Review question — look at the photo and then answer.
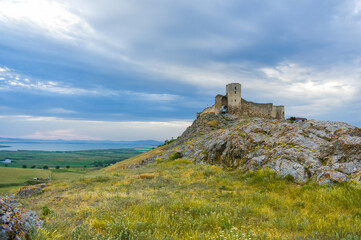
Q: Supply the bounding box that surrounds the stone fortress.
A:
[199,83,285,120]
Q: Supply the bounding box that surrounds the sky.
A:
[0,0,361,141]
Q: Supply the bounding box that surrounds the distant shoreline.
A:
[0,142,159,151]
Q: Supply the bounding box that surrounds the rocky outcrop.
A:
[0,195,42,240]
[159,113,361,184]
[16,184,46,198]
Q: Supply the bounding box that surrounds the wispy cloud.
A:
[124,90,179,102]
[0,65,118,96]
[0,114,192,141]
[48,108,76,114]
[21,129,101,140]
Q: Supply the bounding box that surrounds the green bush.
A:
[168,152,181,160]
[155,157,163,164]
[42,206,52,216]
[55,166,60,169]
[22,165,27,168]
[43,166,48,169]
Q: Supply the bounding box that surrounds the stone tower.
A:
[226,83,241,113]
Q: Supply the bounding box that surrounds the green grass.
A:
[0,167,91,194]
[0,148,142,169]
[19,158,361,239]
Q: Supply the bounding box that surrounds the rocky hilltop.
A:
[137,113,361,184]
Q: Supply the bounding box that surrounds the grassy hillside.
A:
[20,155,361,239]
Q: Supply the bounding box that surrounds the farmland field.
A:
[0,148,144,194]
[0,167,92,194]
[0,148,143,169]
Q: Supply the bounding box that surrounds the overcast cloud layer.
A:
[0,0,361,140]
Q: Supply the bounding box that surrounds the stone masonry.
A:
[199,83,285,119]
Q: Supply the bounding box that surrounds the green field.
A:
[0,148,143,168]
[0,167,91,194]
[0,148,143,194]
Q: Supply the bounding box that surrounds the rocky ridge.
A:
[137,113,361,184]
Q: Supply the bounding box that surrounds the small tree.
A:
[289,116,296,122]
[31,165,36,168]
[22,165,27,168]
[66,165,70,169]
[55,166,60,169]
[4,164,8,167]
[43,166,49,169]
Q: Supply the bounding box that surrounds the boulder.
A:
[0,195,42,240]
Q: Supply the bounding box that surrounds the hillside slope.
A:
[129,113,361,184]
[14,114,361,239]
[22,160,361,239]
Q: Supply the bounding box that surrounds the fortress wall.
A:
[199,83,285,120]
[241,98,273,118]
[271,105,285,120]
[215,95,224,110]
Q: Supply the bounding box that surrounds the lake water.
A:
[0,143,153,151]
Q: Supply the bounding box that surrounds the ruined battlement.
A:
[199,83,285,120]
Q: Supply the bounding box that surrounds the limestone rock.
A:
[0,195,42,240]
[16,184,46,198]
[158,113,361,184]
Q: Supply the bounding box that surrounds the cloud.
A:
[1,0,361,140]
[0,0,93,40]
[48,108,76,114]
[0,65,118,96]
[124,90,179,102]
[0,114,192,141]
[21,129,101,140]
[257,61,361,117]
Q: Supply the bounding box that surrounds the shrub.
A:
[30,165,36,168]
[42,206,52,216]
[155,157,163,164]
[168,151,181,160]
[158,137,178,147]
[284,174,295,182]
[43,166,48,169]
[22,165,27,168]
[66,165,70,169]
[55,166,60,169]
